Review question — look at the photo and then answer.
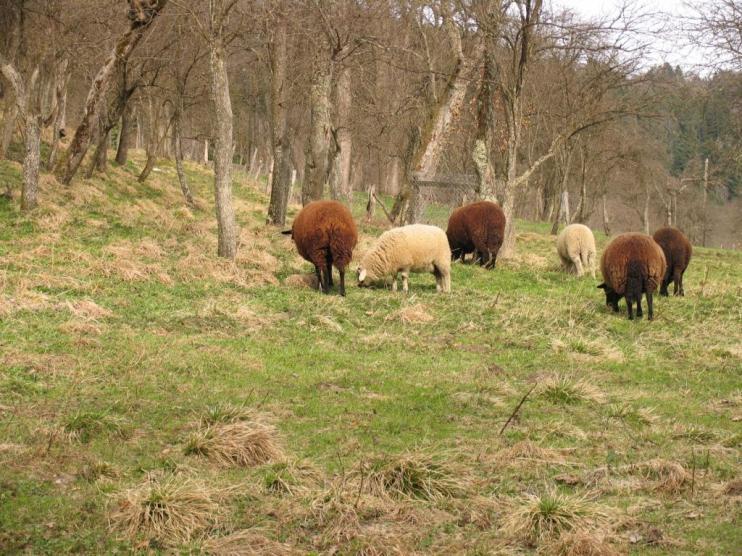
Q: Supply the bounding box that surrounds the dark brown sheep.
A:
[282,200,358,296]
[446,201,506,269]
[652,226,692,297]
[597,233,667,321]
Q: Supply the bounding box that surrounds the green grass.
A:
[0,152,740,554]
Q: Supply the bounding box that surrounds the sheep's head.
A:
[357,266,370,287]
[597,283,620,312]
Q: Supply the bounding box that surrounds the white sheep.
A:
[556,223,596,278]
[357,224,451,293]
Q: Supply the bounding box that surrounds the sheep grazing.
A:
[652,226,692,296]
[357,224,451,293]
[446,201,506,268]
[597,233,666,320]
[282,200,358,296]
[556,223,597,278]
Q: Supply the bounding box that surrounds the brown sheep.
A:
[282,200,358,296]
[446,201,506,269]
[597,233,667,321]
[652,226,692,297]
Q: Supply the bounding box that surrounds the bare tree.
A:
[55,0,169,185]
[266,5,292,225]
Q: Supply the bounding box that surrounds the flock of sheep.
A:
[283,199,692,321]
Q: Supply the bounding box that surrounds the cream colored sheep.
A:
[357,224,451,293]
[556,223,596,278]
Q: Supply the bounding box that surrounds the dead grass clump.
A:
[262,460,320,496]
[110,474,220,547]
[722,479,742,496]
[98,240,172,284]
[361,451,470,500]
[631,459,689,494]
[202,529,298,555]
[0,290,53,317]
[64,411,129,443]
[184,419,284,468]
[389,303,435,325]
[589,459,689,494]
[64,299,112,320]
[540,529,622,556]
[284,273,318,290]
[538,374,606,405]
[497,440,567,465]
[501,489,608,548]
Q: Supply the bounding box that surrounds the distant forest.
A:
[1,1,740,252]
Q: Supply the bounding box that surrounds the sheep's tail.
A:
[626,260,644,298]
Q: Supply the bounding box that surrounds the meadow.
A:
[0,154,740,554]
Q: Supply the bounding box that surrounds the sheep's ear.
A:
[597,283,606,289]
[281,229,292,236]
[358,268,367,282]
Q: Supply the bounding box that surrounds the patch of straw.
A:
[184,419,284,468]
[110,474,221,547]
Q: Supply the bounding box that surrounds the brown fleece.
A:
[600,233,666,296]
[653,227,692,295]
[289,200,358,275]
[446,201,506,267]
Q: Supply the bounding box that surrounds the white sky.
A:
[551,0,709,72]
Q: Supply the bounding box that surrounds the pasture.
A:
[0,156,740,554]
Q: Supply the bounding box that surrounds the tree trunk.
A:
[54,1,168,184]
[391,38,484,223]
[0,96,18,161]
[115,102,133,165]
[302,53,333,205]
[173,105,194,208]
[47,80,67,170]
[21,116,40,211]
[331,64,352,204]
[265,19,291,226]
[702,157,709,246]
[602,193,610,236]
[209,33,237,259]
[643,182,650,235]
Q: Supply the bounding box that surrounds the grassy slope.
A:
[0,154,740,554]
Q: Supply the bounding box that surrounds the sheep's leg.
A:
[673,269,682,296]
[483,250,494,269]
[679,272,685,296]
[571,254,584,277]
[326,260,334,288]
[391,273,398,291]
[647,292,654,320]
[626,295,634,320]
[660,269,670,296]
[442,268,451,293]
[339,268,346,297]
[636,293,643,318]
[314,266,323,292]
[401,270,410,293]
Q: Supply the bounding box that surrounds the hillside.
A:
[0,155,740,554]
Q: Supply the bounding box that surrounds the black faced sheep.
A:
[556,223,597,278]
[282,200,358,296]
[652,226,692,296]
[357,224,451,293]
[598,233,666,320]
[446,201,506,268]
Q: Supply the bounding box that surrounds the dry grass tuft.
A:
[110,474,221,547]
[497,440,568,465]
[501,489,609,547]
[589,459,689,494]
[540,529,622,556]
[202,529,298,555]
[538,374,607,405]
[722,478,742,496]
[262,460,320,496]
[64,299,112,320]
[284,273,318,290]
[184,419,284,468]
[390,303,435,325]
[361,450,470,500]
